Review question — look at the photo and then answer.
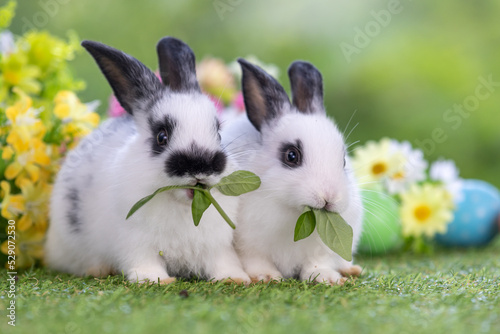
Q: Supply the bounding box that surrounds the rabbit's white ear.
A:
[82,40,163,115]
[157,37,200,93]
[238,58,290,132]
[288,61,325,115]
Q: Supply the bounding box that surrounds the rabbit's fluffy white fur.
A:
[222,60,363,285]
[45,38,249,284]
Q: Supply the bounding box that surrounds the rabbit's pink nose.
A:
[320,191,344,211]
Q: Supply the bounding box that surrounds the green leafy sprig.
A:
[126,170,261,229]
[294,207,354,261]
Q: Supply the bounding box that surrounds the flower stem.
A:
[202,190,236,229]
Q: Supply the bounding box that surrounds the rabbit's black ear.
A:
[156,37,200,93]
[82,40,163,115]
[288,61,325,115]
[238,58,290,132]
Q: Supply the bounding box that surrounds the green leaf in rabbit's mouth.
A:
[293,207,353,262]
[126,170,261,229]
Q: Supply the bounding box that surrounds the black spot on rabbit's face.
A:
[165,143,226,178]
[279,140,303,168]
[148,115,177,155]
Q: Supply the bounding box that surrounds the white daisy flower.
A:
[384,140,428,195]
[0,30,15,56]
[430,159,463,203]
[351,138,402,188]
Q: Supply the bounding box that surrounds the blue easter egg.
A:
[435,179,500,247]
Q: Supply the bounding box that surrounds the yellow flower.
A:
[15,179,51,232]
[54,90,99,141]
[4,137,50,185]
[5,88,46,152]
[2,146,14,160]
[1,227,45,269]
[0,180,25,220]
[352,138,404,186]
[0,48,42,99]
[23,31,79,75]
[400,184,454,238]
[38,144,61,182]
[0,7,94,270]
[197,58,237,104]
[0,0,16,29]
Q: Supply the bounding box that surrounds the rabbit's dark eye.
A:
[157,129,168,146]
[344,156,346,168]
[283,146,301,167]
[280,141,303,168]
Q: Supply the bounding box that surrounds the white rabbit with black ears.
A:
[222,59,363,285]
[45,37,250,284]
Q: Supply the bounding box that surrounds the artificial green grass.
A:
[1,238,499,334]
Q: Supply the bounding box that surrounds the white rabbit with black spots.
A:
[222,59,363,285]
[45,37,250,284]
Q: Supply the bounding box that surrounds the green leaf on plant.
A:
[191,189,212,226]
[313,209,353,262]
[294,209,316,241]
[214,170,261,196]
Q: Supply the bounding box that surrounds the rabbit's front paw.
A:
[85,265,113,278]
[302,268,346,286]
[339,265,362,278]
[249,270,283,284]
[212,270,251,285]
[138,277,177,286]
[158,277,176,285]
[126,267,174,285]
[239,254,282,283]
[211,249,253,285]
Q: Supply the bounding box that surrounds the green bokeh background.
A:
[10,0,500,188]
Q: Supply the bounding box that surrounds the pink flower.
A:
[108,95,126,118]
[232,92,245,111]
[207,94,224,115]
